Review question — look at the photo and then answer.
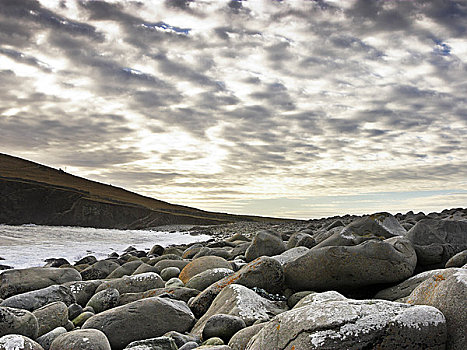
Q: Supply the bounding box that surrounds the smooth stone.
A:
[72,311,95,327]
[160,267,181,281]
[165,277,184,288]
[43,258,70,268]
[1,285,75,311]
[86,288,120,313]
[106,261,142,279]
[271,247,309,266]
[191,285,288,337]
[179,341,199,350]
[80,260,120,280]
[32,302,68,337]
[192,247,231,260]
[163,331,200,348]
[202,314,246,343]
[149,244,164,256]
[284,236,417,292]
[186,268,234,291]
[245,230,286,262]
[287,291,314,308]
[36,327,67,350]
[228,324,265,350]
[75,256,98,266]
[246,295,447,350]
[0,335,44,350]
[119,287,199,305]
[123,336,177,350]
[0,267,81,299]
[406,268,467,350]
[286,232,315,249]
[182,244,204,259]
[189,257,284,319]
[67,303,83,320]
[131,263,159,276]
[82,297,195,350]
[95,272,165,294]
[179,256,232,284]
[203,337,224,346]
[154,260,190,274]
[445,249,467,268]
[64,280,103,307]
[50,329,111,350]
[0,306,38,339]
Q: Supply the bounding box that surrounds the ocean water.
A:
[0,224,211,269]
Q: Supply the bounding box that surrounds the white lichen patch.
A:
[129,272,159,282]
[231,284,280,321]
[393,305,446,330]
[454,269,467,286]
[0,334,26,350]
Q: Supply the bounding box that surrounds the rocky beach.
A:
[1,208,466,350]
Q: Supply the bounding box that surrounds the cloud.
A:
[0,0,465,218]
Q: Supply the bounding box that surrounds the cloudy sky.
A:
[0,0,466,219]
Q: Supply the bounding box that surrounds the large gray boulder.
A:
[106,261,143,279]
[123,336,178,350]
[407,219,467,269]
[286,232,315,249]
[271,247,309,266]
[49,329,111,350]
[406,268,466,350]
[32,301,69,337]
[284,236,417,291]
[82,297,195,350]
[0,267,81,299]
[86,288,120,313]
[119,287,199,305]
[314,212,407,249]
[179,257,232,284]
[245,230,286,262]
[191,285,288,337]
[246,295,447,350]
[445,249,467,268]
[185,268,234,291]
[0,335,44,350]
[228,324,265,350]
[63,280,103,307]
[1,285,75,311]
[94,272,165,294]
[189,257,284,318]
[0,306,38,339]
[81,260,120,280]
[36,327,67,350]
[202,314,246,343]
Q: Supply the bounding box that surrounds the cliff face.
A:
[0,153,289,228]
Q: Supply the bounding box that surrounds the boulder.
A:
[0,335,44,350]
[75,255,98,266]
[182,244,204,259]
[286,232,315,249]
[445,249,467,268]
[191,285,288,337]
[32,302,68,337]
[165,278,184,288]
[160,267,181,281]
[406,268,467,350]
[49,329,111,350]
[63,280,103,306]
[189,257,284,318]
[0,306,38,339]
[406,219,467,269]
[132,263,159,276]
[193,247,231,260]
[245,230,286,262]
[119,287,199,305]
[179,257,232,284]
[186,268,234,291]
[163,331,200,348]
[106,261,142,279]
[82,297,195,350]
[0,267,81,299]
[80,260,120,280]
[94,272,165,294]
[67,303,83,320]
[202,314,246,343]
[271,247,309,266]
[246,295,446,350]
[1,285,75,311]
[123,336,178,350]
[228,323,265,350]
[284,236,417,292]
[86,288,120,313]
[72,311,95,327]
[149,244,164,256]
[36,327,67,350]
[155,260,190,274]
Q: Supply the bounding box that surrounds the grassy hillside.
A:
[0,153,291,227]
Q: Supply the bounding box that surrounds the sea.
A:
[0,224,211,269]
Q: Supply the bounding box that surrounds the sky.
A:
[0,0,466,219]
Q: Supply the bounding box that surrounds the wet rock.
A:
[81,260,120,280]
[67,303,83,320]
[0,267,81,299]
[406,268,467,350]
[86,288,120,313]
[246,295,446,350]
[182,244,204,259]
[1,285,75,311]
[179,256,232,284]
[0,306,38,339]
[72,311,94,327]
[43,258,70,268]
[75,256,98,266]
[95,272,165,294]
[82,297,195,350]
[50,329,111,350]
[284,236,417,292]
[191,285,287,337]
[245,230,286,262]
[202,314,246,343]
[189,257,284,318]
[0,335,44,350]
[32,302,68,337]
[36,327,67,350]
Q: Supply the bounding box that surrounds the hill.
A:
[0,153,292,228]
